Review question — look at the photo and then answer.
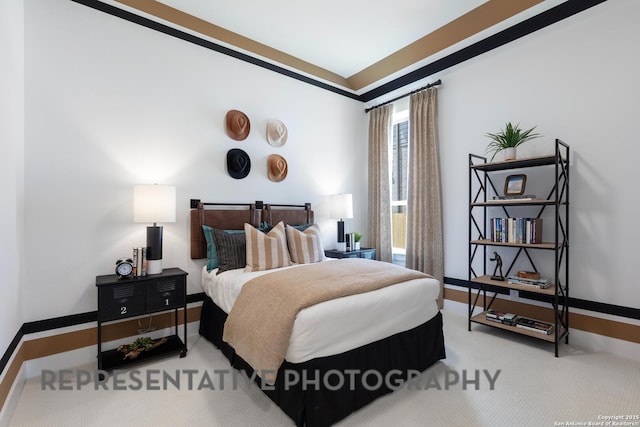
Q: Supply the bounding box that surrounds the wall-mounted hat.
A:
[227,148,251,179]
[267,154,288,182]
[226,110,250,141]
[267,119,288,147]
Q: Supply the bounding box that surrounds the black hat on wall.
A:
[226,148,251,179]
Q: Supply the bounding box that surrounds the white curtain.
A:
[406,88,444,308]
[367,105,393,262]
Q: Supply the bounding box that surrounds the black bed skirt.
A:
[199,297,446,427]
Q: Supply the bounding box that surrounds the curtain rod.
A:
[364,79,442,113]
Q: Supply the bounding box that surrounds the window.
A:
[391,112,408,256]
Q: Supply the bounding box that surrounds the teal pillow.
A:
[260,222,313,232]
[202,225,244,272]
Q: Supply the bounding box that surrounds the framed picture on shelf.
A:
[504,174,527,196]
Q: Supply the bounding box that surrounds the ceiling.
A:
[96,0,576,98]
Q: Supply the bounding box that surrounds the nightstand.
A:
[324,248,376,260]
[95,267,188,374]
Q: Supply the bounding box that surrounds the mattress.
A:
[201,261,440,364]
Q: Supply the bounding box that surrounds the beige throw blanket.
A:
[222,258,431,383]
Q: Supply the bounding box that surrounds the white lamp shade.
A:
[133,184,176,223]
[329,193,353,219]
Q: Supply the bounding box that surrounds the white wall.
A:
[23,0,368,321]
[434,0,640,308]
[0,0,25,351]
[20,0,639,328]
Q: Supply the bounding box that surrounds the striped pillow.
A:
[244,221,292,272]
[286,223,324,264]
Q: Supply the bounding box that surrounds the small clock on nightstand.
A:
[115,258,134,279]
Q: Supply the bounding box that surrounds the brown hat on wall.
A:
[226,110,250,141]
[267,154,288,182]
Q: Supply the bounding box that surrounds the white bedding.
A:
[201,261,440,364]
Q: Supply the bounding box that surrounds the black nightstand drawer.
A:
[98,283,146,321]
[147,277,186,311]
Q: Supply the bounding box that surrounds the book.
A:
[132,247,138,276]
[489,217,543,244]
[492,195,537,201]
[516,317,553,335]
[507,276,551,289]
[486,309,518,325]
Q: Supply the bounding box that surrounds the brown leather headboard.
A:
[262,203,314,227]
[190,202,260,259]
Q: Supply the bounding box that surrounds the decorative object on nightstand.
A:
[485,122,541,161]
[96,267,188,376]
[329,193,353,251]
[115,257,134,279]
[133,184,176,275]
[353,232,362,250]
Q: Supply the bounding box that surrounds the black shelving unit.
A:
[468,139,570,356]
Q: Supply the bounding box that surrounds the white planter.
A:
[354,242,361,250]
[503,147,517,161]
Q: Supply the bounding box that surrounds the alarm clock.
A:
[115,258,134,279]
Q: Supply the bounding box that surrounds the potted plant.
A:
[485,122,541,162]
[353,232,362,250]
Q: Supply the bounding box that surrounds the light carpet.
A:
[10,309,640,426]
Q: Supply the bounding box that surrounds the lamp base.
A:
[337,242,346,251]
[147,259,163,275]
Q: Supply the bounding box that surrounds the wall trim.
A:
[445,277,640,321]
[0,294,204,412]
[1,287,638,412]
[70,0,361,101]
[70,0,607,103]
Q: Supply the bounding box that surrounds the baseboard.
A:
[444,286,640,358]
[0,348,26,427]
[0,303,202,415]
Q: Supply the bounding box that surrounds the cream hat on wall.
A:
[267,119,288,147]
[267,154,288,182]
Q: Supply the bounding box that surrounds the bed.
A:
[191,201,445,426]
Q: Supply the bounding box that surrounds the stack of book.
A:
[132,247,147,277]
[507,275,551,289]
[489,217,543,244]
[485,309,518,326]
[516,317,553,335]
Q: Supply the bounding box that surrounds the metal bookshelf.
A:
[468,139,570,356]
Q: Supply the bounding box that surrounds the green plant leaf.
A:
[485,122,541,161]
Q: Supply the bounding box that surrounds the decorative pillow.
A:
[202,225,218,272]
[286,223,324,264]
[212,228,247,274]
[202,226,245,272]
[259,222,312,233]
[244,221,292,272]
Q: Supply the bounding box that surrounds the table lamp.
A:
[329,193,353,251]
[133,184,176,275]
